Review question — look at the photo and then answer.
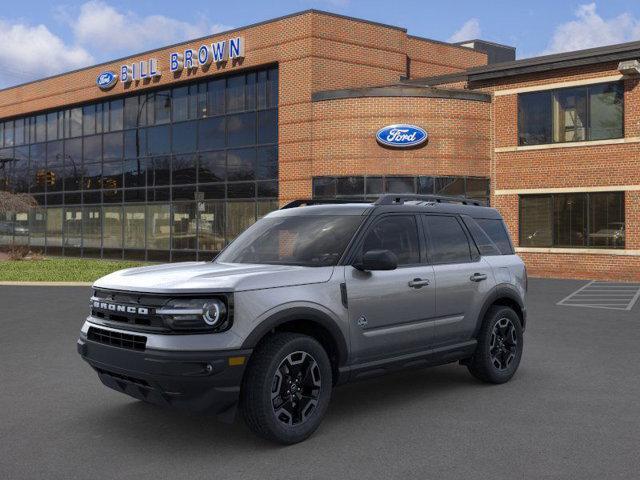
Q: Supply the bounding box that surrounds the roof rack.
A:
[374,194,483,206]
[280,199,372,209]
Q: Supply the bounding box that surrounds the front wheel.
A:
[467,306,523,384]
[240,333,332,444]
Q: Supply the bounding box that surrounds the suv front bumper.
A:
[77,333,251,419]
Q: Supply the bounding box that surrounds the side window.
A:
[462,215,501,256]
[361,215,420,266]
[424,215,472,264]
[475,218,514,255]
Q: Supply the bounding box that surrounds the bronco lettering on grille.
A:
[92,301,149,315]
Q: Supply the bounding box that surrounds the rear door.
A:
[346,214,436,363]
[422,214,495,347]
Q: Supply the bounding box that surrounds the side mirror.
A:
[355,249,398,271]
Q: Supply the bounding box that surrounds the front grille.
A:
[91,290,168,331]
[88,326,147,351]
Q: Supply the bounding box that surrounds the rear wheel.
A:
[467,306,523,384]
[240,333,332,444]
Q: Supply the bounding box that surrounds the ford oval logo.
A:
[96,71,118,90]
[376,124,428,148]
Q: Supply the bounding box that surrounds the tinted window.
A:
[217,215,363,266]
[462,216,501,256]
[475,218,513,255]
[361,215,420,266]
[424,215,471,264]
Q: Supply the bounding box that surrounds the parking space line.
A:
[557,280,640,311]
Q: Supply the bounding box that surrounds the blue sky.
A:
[2,1,640,88]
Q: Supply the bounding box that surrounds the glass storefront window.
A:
[519,82,623,145]
[29,208,46,248]
[0,66,278,259]
[227,201,256,241]
[172,203,197,250]
[46,208,63,247]
[103,206,123,249]
[124,205,145,249]
[83,206,101,249]
[147,204,170,251]
[519,192,624,248]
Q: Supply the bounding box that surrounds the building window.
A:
[518,82,623,145]
[519,192,625,248]
[312,175,490,205]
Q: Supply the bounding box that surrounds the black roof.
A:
[276,196,502,219]
[466,39,640,81]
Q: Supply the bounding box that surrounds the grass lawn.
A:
[0,258,150,282]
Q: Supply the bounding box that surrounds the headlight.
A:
[157,298,229,332]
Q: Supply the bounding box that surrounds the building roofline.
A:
[406,34,481,53]
[453,39,516,51]
[0,9,408,94]
[467,40,640,81]
[401,71,469,86]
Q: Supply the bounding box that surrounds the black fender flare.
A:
[475,284,526,336]
[241,306,349,367]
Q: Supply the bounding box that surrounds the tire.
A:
[467,306,523,384]
[240,332,333,444]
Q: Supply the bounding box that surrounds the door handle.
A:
[470,273,488,282]
[408,278,430,289]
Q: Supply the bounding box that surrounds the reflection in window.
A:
[227,112,256,147]
[198,116,225,150]
[124,205,145,249]
[519,193,624,248]
[228,148,255,181]
[173,203,196,250]
[172,121,197,153]
[147,204,170,250]
[83,206,101,249]
[227,201,256,241]
[518,82,623,145]
[29,208,46,247]
[198,201,225,252]
[103,206,122,248]
[46,208,63,247]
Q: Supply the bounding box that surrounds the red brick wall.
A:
[406,37,487,79]
[308,95,490,182]
[481,64,640,281]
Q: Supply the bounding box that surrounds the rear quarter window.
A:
[474,218,514,255]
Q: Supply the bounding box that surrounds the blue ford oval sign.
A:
[376,124,428,148]
[96,71,118,90]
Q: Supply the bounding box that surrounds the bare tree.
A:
[0,191,37,214]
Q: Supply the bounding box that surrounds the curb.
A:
[0,281,93,286]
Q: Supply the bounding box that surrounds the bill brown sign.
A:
[97,36,245,89]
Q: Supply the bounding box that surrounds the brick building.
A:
[0,10,637,280]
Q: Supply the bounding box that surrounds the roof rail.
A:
[374,194,483,206]
[280,199,372,209]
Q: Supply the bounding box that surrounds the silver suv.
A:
[77,195,527,444]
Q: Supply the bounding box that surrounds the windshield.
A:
[216,215,364,266]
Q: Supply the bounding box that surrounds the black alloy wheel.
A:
[489,317,518,371]
[467,305,523,384]
[271,351,322,426]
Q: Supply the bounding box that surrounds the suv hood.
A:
[93,262,335,294]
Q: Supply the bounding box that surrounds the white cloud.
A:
[542,3,640,54]
[0,1,233,88]
[448,18,481,43]
[71,1,231,55]
[0,20,93,88]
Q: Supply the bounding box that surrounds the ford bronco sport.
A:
[77,194,527,444]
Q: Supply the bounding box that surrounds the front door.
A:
[346,214,436,364]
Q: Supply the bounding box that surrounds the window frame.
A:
[347,213,426,268]
[518,192,625,249]
[517,81,624,146]
[421,213,479,265]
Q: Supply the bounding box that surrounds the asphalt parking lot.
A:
[1,278,640,480]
